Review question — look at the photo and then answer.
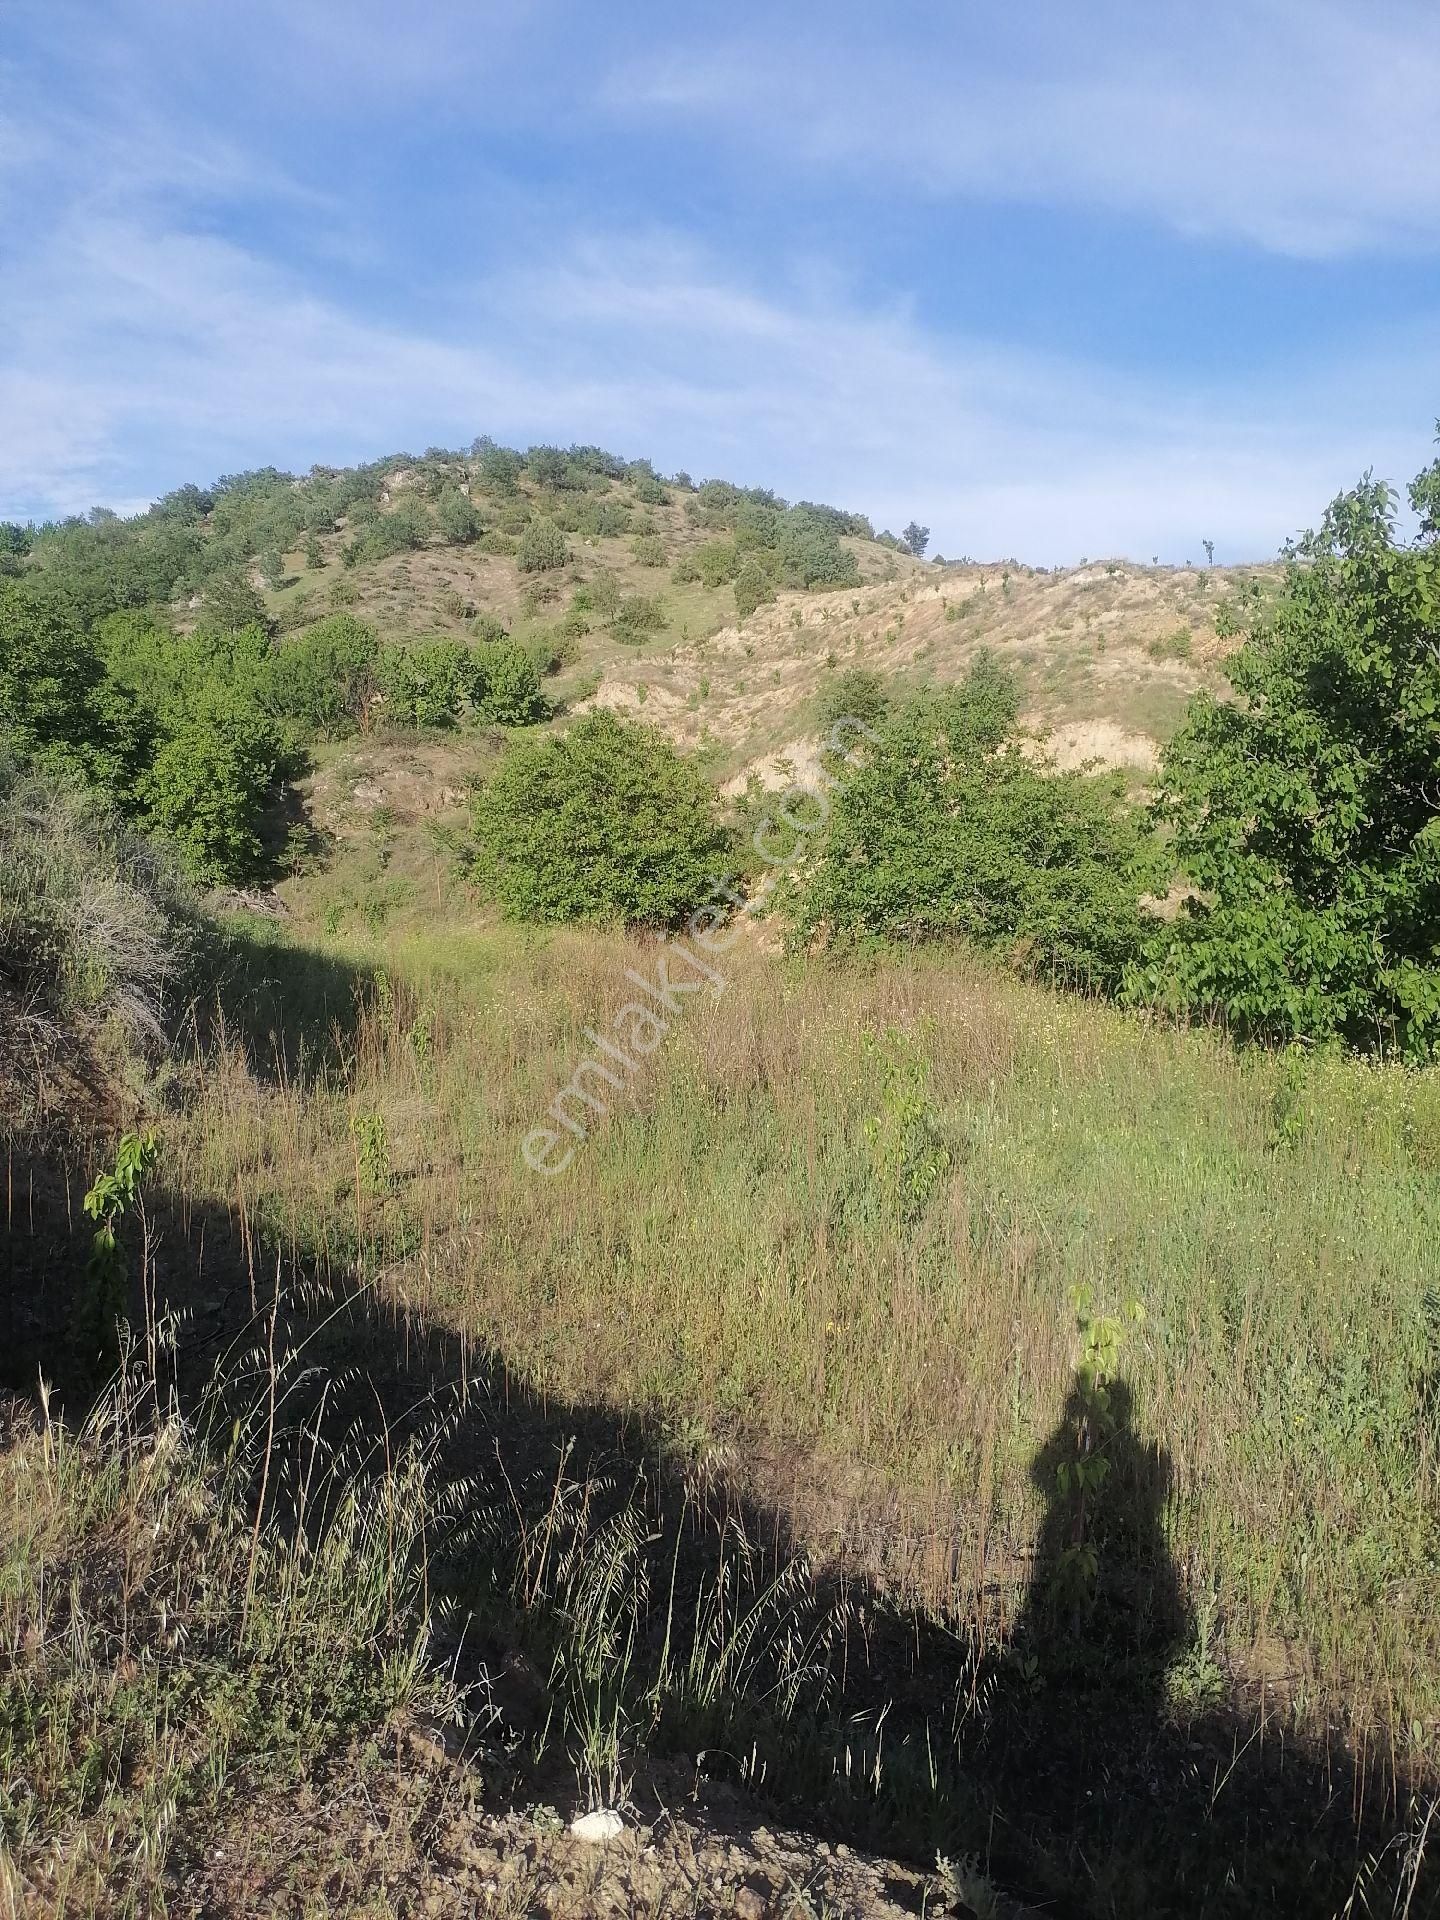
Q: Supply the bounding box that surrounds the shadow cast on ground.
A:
[4,1131,1438,1920]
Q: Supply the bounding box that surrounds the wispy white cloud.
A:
[5,206,1433,560]
[604,0,1440,258]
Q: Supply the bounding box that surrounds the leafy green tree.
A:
[304,532,324,570]
[136,704,276,883]
[260,546,286,590]
[0,523,31,577]
[814,668,891,738]
[775,509,860,589]
[472,641,546,725]
[263,614,378,738]
[734,561,777,619]
[526,445,571,490]
[468,711,729,926]
[1138,460,1440,1058]
[0,582,137,784]
[204,570,269,634]
[902,522,930,559]
[436,487,482,546]
[1410,421,1440,541]
[376,641,471,728]
[517,516,569,574]
[792,657,1151,987]
[694,540,739,588]
[474,440,523,494]
[387,494,432,550]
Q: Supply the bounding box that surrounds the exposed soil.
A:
[175,1731,1011,1919]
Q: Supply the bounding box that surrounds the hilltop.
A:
[238,448,1263,788]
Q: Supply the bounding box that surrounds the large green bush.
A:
[136,701,277,884]
[375,638,546,729]
[517,516,569,574]
[791,658,1152,987]
[814,669,891,738]
[0,583,138,786]
[1138,452,1440,1058]
[263,614,379,738]
[467,711,728,926]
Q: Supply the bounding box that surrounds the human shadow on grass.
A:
[5,1144,1439,1920]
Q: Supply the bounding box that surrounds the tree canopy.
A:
[1138,444,1440,1058]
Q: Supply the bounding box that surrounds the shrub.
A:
[435,487,482,545]
[814,669,891,738]
[587,571,621,621]
[203,570,269,635]
[576,499,631,539]
[523,632,576,678]
[136,703,277,884]
[473,641,546,725]
[791,657,1152,987]
[263,614,378,739]
[517,516,569,574]
[477,530,518,557]
[467,711,728,926]
[776,508,860,590]
[470,613,509,644]
[632,533,667,568]
[612,594,665,644]
[474,439,523,494]
[376,640,472,729]
[695,540,739,588]
[526,445,572,490]
[1139,455,1440,1058]
[734,562,777,620]
[0,581,136,787]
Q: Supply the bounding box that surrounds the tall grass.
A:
[173,919,1440,1753]
[0,1329,450,1919]
[0,756,196,1062]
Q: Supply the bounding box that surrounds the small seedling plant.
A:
[82,1130,161,1360]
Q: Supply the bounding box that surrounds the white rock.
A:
[569,1808,624,1843]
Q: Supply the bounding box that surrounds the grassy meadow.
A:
[177,903,1440,1755]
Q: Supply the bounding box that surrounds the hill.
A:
[5,437,1440,1919]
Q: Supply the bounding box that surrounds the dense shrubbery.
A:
[517,515,569,573]
[673,503,857,613]
[263,613,379,739]
[467,711,729,926]
[814,668,891,737]
[375,637,546,729]
[1136,447,1440,1059]
[790,657,1154,988]
[0,556,544,885]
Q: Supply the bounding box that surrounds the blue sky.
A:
[2,0,1438,561]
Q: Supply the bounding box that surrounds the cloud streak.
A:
[605,0,1440,258]
[5,206,1433,562]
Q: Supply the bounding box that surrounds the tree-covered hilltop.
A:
[0,442,884,885]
